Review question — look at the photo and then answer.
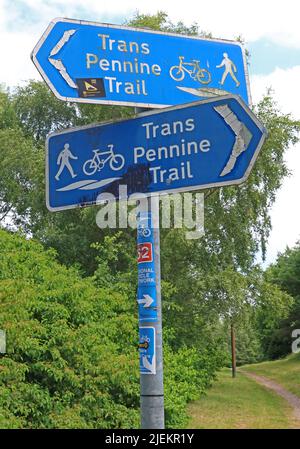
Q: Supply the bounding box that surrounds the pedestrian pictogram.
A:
[216,53,240,87]
[55,143,78,181]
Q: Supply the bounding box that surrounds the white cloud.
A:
[0,31,40,87]
[264,145,300,264]
[2,0,300,46]
[251,65,300,117]
[250,67,300,265]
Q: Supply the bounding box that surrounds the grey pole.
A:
[139,195,165,429]
[135,107,165,429]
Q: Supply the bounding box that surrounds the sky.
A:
[0,0,299,265]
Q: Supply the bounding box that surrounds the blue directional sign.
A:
[46,95,266,211]
[137,211,157,323]
[32,18,251,107]
[139,326,156,375]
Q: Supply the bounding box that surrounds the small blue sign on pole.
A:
[139,326,156,375]
[32,18,251,107]
[46,95,267,211]
[137,211,157,323]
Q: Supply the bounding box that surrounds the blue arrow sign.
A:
[32,18,251,107]
[46,95,267,211]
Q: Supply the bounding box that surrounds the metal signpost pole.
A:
[137,195,164,429]
[135,107,164,428]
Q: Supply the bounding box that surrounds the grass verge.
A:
[188,368,298,429]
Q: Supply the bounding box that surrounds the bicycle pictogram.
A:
[139,333,151,350]
[83,144,125,175]
[137,223,151,238]
[169,56,211,84]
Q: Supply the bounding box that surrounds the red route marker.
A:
[137,243,153,264]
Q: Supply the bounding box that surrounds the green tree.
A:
[13,81,78,143]
[262,243,300,358]
[125,10,201,36]
[0,88,44,227]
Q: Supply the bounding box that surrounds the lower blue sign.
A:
[139,326,156,375]
[46,95,266,211]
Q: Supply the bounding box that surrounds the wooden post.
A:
[231,322,236,378]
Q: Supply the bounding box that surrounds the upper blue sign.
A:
[46,95,266,211]
[32,18,251,108]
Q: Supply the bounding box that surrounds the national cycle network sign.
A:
[32,18,251,108]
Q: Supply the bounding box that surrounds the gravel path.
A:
[241,371,300,422]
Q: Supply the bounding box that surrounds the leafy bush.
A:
[0,230,139,428]
[164,345,224,427]
[0,230,222,428]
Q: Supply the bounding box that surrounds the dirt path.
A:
[241,371,300,423]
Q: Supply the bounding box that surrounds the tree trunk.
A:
[231,323,236,378]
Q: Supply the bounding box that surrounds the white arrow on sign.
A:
[137,294,154,308]
[214,104,253,177]
[142,355,156,374]
[48,29,77,89]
